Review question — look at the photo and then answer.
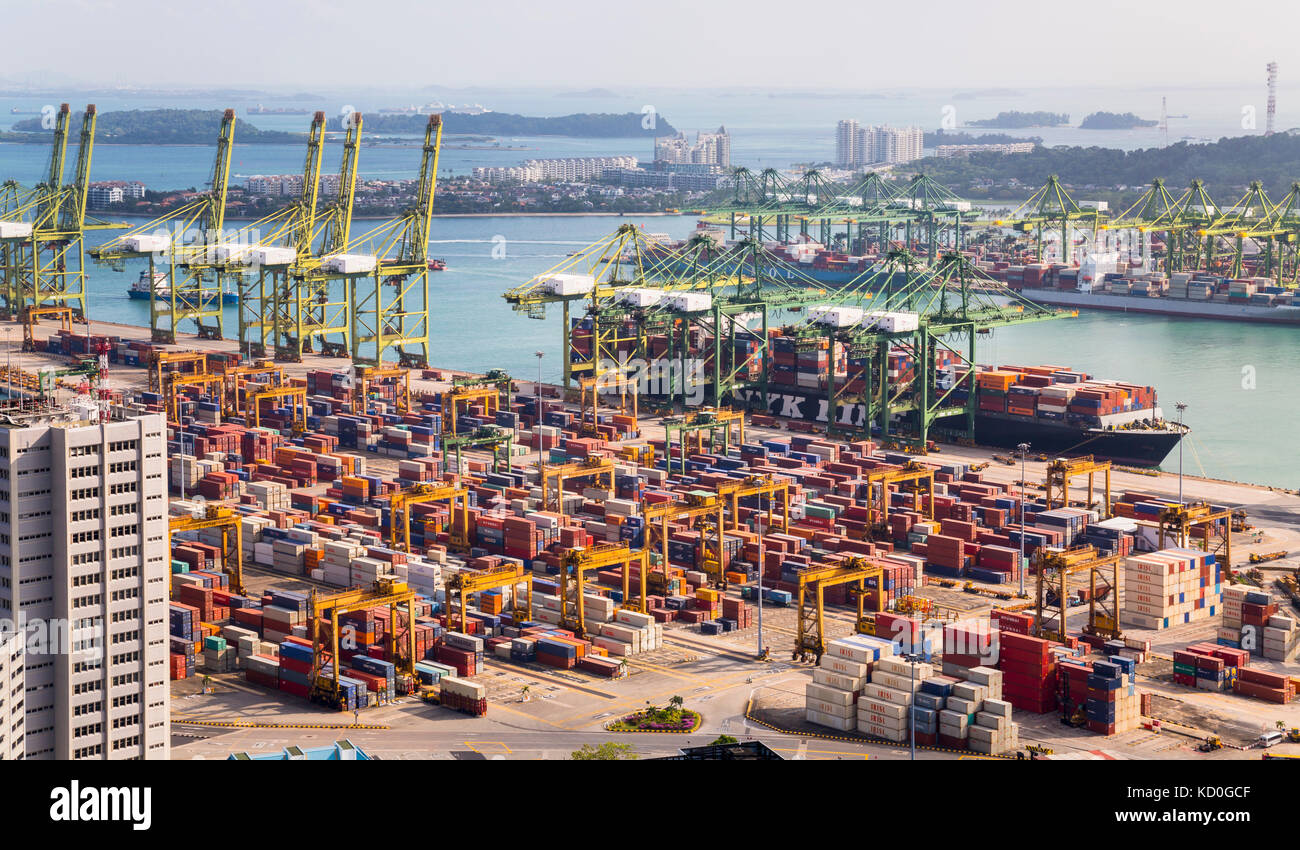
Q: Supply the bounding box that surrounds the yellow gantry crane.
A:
[168,504,245,595]
[165,371,226,421]
[148,351,209,394]
[1044,455,1111,517]
[445,565,534,635]
[862,461,935,536]
[1033,545,1121,642]
[562,543,647,637]
[387,481,470,552]
[793,557,885,663]
[91,108,235,343]
[1157,502,1234,569]
[717,474,790,534]
[353,113,442,367]
[241,384,307,430]
[308,577,419,708]
[20,304,78,351]
[539,456,616,514]
[354,364,411,413]
[6,105,124,321]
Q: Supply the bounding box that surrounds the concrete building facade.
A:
[0,411,170,760]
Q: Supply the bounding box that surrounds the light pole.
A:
[1017,442,1030,597]
[1175,402,1187,506]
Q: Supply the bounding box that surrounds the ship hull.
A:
[128,290,239,305]
[726,387,1181,467]
[1018,288,1300,325]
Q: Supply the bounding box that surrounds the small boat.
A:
[428,258,446,271]
[127,270,239,305]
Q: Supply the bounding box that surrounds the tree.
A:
[710,735,738,746]
[571,742,639,761]
[669,695,684,712]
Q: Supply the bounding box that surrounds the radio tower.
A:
[1266,61,1278,136]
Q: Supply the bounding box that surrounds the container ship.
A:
[127,271,239,305]
[573,317,1183,466]
[986,259,1300,325]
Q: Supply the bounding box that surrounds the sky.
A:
[2,0,1296,92]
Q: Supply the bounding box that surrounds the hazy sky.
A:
[3,0,1295,91]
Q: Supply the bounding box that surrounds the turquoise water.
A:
[75,213,1296,488]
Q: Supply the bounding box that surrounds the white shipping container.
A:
[123,233,171,252]
[807,709,857,732]
[248,246,298,266]
[540,273,596,296]
[0,221,34,239]
[806,698,855,719]
[665,292,712,312]
[323,253,378,274]
[805,682,856,707]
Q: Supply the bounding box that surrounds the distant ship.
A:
[128,271,238,305]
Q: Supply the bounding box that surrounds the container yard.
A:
[0,311,1290,767]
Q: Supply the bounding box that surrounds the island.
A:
[1080,111,1159,129]
[3,109,302,144]
[330,111,676,137]
[969,110,1069,128]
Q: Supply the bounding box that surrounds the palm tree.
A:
[669,695,684,711]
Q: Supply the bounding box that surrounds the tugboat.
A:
[428,258,446,271]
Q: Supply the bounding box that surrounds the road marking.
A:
[466,741,513,755]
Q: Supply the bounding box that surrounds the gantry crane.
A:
[663,407,746,475]
[562,543,647,637]
[5,105,124,321]
[1033,545,1121,642]
[445,565,534,635]
[351,113,442,367]
[308,577,419,709]
[576,367,639,437]
[281,110,363,360]
[91,109,235,343]
[860,461,935,538]
[1044,455,1111,517]
[20,304,79,351]
[353,363,410,413]
[1157,503,1233,569]
[717,474,790,534]
[641,489,734,591]
[148,351,209,394]
[242,384,307,430]
[0,104,69,317]
[168,504,244,595]
[441,425,515,477]
[165,370,226,421]
[793,557,885,663]
[387,481,470,552]
[539,456,616,514]
[443,385,501,436]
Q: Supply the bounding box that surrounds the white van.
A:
[1258,730,1285,748]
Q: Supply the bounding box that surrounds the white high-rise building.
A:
[0,410,170,760]
[836,122,924,166]
[836,119,861,167]
[654,127,731,168]
[0,629,23,759]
